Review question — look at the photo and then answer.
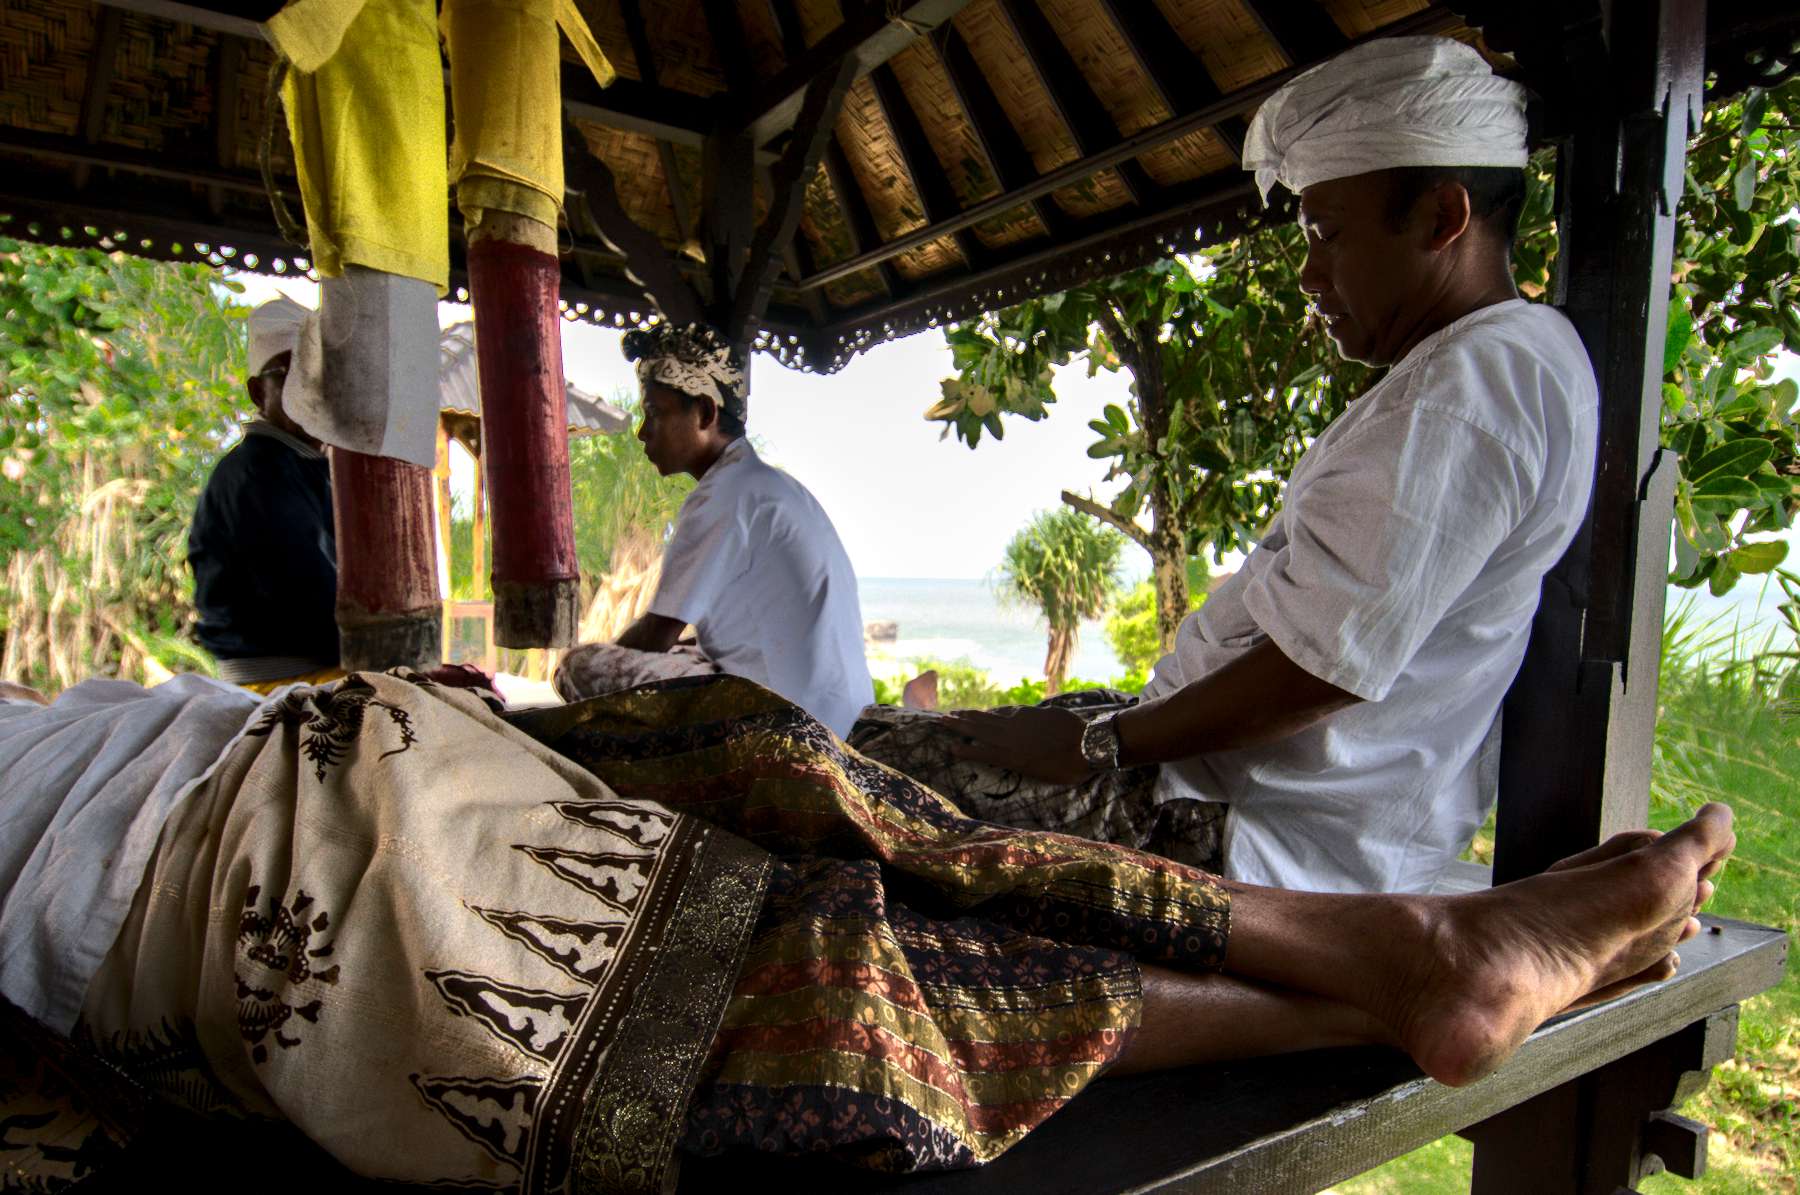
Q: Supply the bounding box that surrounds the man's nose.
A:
[1298,248,1326,296]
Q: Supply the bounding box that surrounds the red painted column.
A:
[466,232,580,647]
[330,446,443,670]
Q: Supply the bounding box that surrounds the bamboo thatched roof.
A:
[2,0,1798,371]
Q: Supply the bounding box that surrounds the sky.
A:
[229,272,1800,630]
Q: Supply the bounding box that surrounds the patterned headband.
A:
[621,322,748,422]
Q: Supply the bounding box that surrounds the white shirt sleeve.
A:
[1242,404,1537,702]
[649,486,750,629]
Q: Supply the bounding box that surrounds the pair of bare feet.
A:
[1124,804,1736,1088]
[1384,802,1735,1085]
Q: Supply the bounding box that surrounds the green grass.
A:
[1334,602,1799,1195]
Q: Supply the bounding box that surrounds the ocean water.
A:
[853,574,1799,690]
[857,577,1125,685]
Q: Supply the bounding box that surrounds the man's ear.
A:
[1429,182,1474,251]
[696,394,720,431]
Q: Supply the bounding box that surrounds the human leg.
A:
[1112,805,1735,1086]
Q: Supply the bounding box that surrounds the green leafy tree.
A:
[1657,82,1800,597]
[1105,557,1210,678]
[933,245,1374,656]
[996,507,1124,694]
[936,80,1800,644]
[566,394,693,589]
[0,238,248,690]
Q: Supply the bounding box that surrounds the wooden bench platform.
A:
[77,916,1782,1194]
[676,915,1787,1195]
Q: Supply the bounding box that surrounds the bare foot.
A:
[1377,804,1735,1087]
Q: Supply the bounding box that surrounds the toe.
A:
[1547,829,1661,872]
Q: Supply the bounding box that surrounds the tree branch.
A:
[1061,489,1151,550]
[1095,301,1142,377]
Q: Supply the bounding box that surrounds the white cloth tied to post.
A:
[285,267,441,468]
[1242,36,1529,202]
[247,296,310,375]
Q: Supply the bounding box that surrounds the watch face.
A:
[1082,715,1117,768]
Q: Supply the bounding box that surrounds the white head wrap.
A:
[246,296,312,375]
[1242,36,1528,203]
[622,323,749,423]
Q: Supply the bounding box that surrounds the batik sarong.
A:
[847,690,1228,874]
[71,672,769,1194]
[554,641,720,704]
[510,675,1232,1173]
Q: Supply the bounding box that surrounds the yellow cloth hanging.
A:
[443,0,615,233]
[266,0,450,289]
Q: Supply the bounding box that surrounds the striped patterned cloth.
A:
[512,675,1233,1173]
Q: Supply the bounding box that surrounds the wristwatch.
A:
[1079,711,1123,771]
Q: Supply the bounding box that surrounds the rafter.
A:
[91,0,269,38]
[564,120,707,327]
[869,64,990,272]
[823,174,1258,336]
[1241,0,1351,67]
[207,35,243,215]
[1,128,274,197]
[796,3,1458,292]
[71,6,124,191]
[767,0,808,61]
[821,135,900,297]
[939,28,1069,239]
[616,0,696,246]
[1097,0,1248,158]
[700,0,757,97]
[998,0,1156,206]
[740,0,972,146]
[729,58,858,341]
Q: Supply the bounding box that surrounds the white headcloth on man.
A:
[1242,36,1528,203]
[246,296,312,376]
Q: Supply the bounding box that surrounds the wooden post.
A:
[467,215,581,648]
[316,269,443,672]
[435,418,454,662]
[471,445,487,599]
[1492,0,1705,883]
[330,447,442,671]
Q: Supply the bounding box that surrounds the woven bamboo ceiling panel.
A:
[3,0,1799,371]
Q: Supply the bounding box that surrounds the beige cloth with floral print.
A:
[74,672,769,1193]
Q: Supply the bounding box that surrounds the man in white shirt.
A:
[555,323,873,738]
[878,37,1599,895]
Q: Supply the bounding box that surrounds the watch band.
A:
[1079,711,1122,771]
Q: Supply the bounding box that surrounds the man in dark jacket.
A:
[188,297,340,691]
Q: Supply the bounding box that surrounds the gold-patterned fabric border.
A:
[571,824,771,1194]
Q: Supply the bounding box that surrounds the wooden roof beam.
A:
[70,7,125,192]
[1241,0,1352,67]
[207,36,244,215]
[868,64,991,272]
[740,0,973,146]
[615,0,696,246]
[767,0,809,61]
[997,0,1156,207]
[796,3,1460,291]
[729,58,858,341]
[560,69,733,154]
[92,0,271,39]
[700,0,758,97]
[939,27,1071,239]
[821,135,900,297]
[564,118,708,327]
[823,173,1258,334]
[1097,0,1248,159]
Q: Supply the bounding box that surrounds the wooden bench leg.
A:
[1463,1006,1738,1194]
